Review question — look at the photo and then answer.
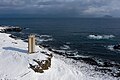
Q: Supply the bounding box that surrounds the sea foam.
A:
[88,35,115,39]
[36,34,53,43]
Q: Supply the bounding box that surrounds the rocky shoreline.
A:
[1,26,120,79]
[45,46,120,77]
[0,26,22,33]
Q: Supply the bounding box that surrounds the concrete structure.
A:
[28,35,35,53]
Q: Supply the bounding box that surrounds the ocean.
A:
[0,18,120,63]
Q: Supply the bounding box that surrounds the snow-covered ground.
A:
[0,32,118,80]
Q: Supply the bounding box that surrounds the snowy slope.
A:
[0,32,118,80]
[0,33,48,80]
[0,33,82,80]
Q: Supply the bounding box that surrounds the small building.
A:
[28,34,35,53]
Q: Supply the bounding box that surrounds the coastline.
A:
[0,28,83,80]
[0,27,118,80]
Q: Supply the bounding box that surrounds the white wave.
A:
[88,35,115,39]
[36,38,53,42]
[66,50,78,56]
[66,42,71,45]
[107,45,120,51]
[107,45,114,51]
[36,34,53,43]
[40,35,52,38]
[71,55,90,58]
[60,45,70,50]
[52,49,66,54]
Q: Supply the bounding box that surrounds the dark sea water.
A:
[0,18,120,63]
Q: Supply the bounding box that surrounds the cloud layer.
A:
[0,0,120,17]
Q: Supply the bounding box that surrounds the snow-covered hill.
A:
[0,33,83,80]
[0,32,118,80]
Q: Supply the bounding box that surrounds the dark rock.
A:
[67,56,81,60]
[41,44,50,48]
[29,63,44,73]
[113,44,120,50]
[48,48,52,51]
[66,53,75,56]
[9,35,17,39]
[41,51,47,54]
[103,62,113,67]
[29,57,52,73]
[115,72,120,77]
[80,57,98,65]
[12,42,17,44]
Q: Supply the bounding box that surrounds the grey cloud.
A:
[0,0,120,17]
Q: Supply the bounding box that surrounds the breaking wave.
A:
[36,34,53,43]
[88,35,115,39]
[107,45,115,51]
[35,34,52,38]
[60,45,70,50]
[107,45,120,51]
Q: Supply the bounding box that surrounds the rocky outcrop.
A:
[29,53,53,73]
[0,26,22,33]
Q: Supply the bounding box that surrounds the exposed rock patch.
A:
[29,53,53,73]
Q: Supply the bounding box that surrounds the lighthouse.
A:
[28,34,35,53]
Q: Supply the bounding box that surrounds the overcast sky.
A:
[0,0,120,17]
